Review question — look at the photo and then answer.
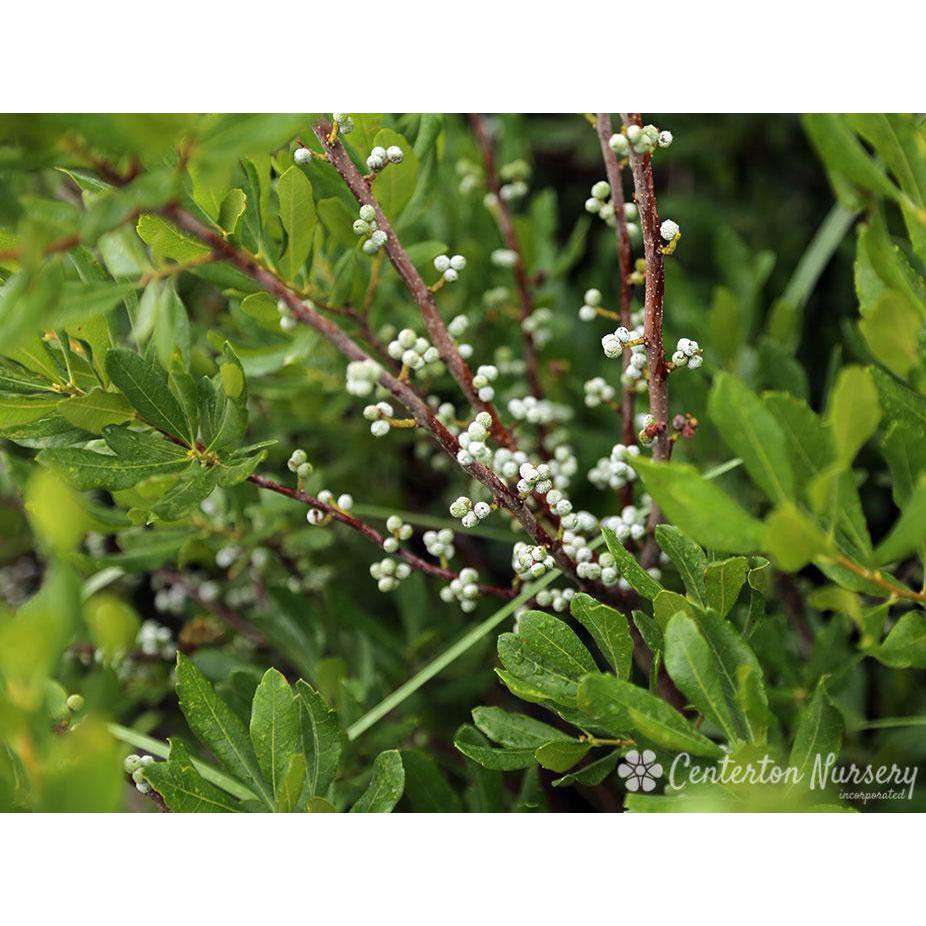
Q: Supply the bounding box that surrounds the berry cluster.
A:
[363,400,395,438]
[423,528,455,560]
[609,123,673,157]
[306,489,353,526]
[455,158,482,194]
[543,487,573,518]
[516,460,553,497]
[276,297,317,333]
[287,448,313,480]
[456,411,494,466]
[345,358,381,397]
[387,328,441,372]
[601,323,643,359]
[588,442,641,491]
[353,204,388,255]
[447,314,474,359]
[534,586,576,613]
[584,376,616,408]
[578,288,604,322]
[439,567,481,612]
[332,113,354,134]
[522,307,553,348]
[498,159,531,201]
[434,253,466,284]
[670,337,703,369]
[507,395,570,426]
[606,503,649,543]
[124,753,155,794]
[584,181,640,237]
[512,542,557,579]
[448,495,492,529]
[137,620,176,659]
[366,144,404,172]
[472,364,499,401]
[369,557,412,592]
[383,514,413,553]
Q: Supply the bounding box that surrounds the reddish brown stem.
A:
[248,474,515,599]
[468,113,545,403]
[312,121,518,452]
[623,113,669,464]
[594,113,638,509]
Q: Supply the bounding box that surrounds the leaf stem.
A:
[345,557,576,741]
[107,723,255,801]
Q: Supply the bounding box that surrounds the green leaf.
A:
[316,197,357,248]
[747,556,772,596]
[578,674,723,758]
[37,436,189,491]
[601,526,662,598]
[882,421,926,507]
[201,342,248,454]
[569,592,633,678]
[825,365,881,469]
[144,759,242,813]
[874,477,926,565]
[249,668,300,801]
[871,365,926,432]
[55,389,134,434]
[136,214,211,263]
[400,749,462,812]
[763,504,832,571]
[708,372,793,503]
[0,357,59,394]
[350,750,405,812]
[535,740,591,773]
[859,291,921,378]
[803,114,904,207]
[655,524,707,605]
[664,610,767,745]
[277,166,316,281]
[653,589,695,631]
[632,457,764,554]
[274,755,306,813]
[704,556,749,618]
[471,706,569,749]
[150,465,219,521]
[105,348,190,441]
[496,611,597,708]
[788,680,843,785]
[633,610,664,659]
[0,395,61,429]
[370,129,419,221]
[174,652,273,808]
[871,611,926,669]
[452,727,536,771]
[551,749,621,788]
[762,392,835,493]
[295,679,341,799]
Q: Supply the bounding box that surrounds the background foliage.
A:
[0,113,923,813]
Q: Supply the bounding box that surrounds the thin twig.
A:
[247,474,515,599]
[469,113,545,402]
[312,121,519,452]
[622,113,669,463]
[594,113,638,507]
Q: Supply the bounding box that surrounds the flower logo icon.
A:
[618,749,663,792]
